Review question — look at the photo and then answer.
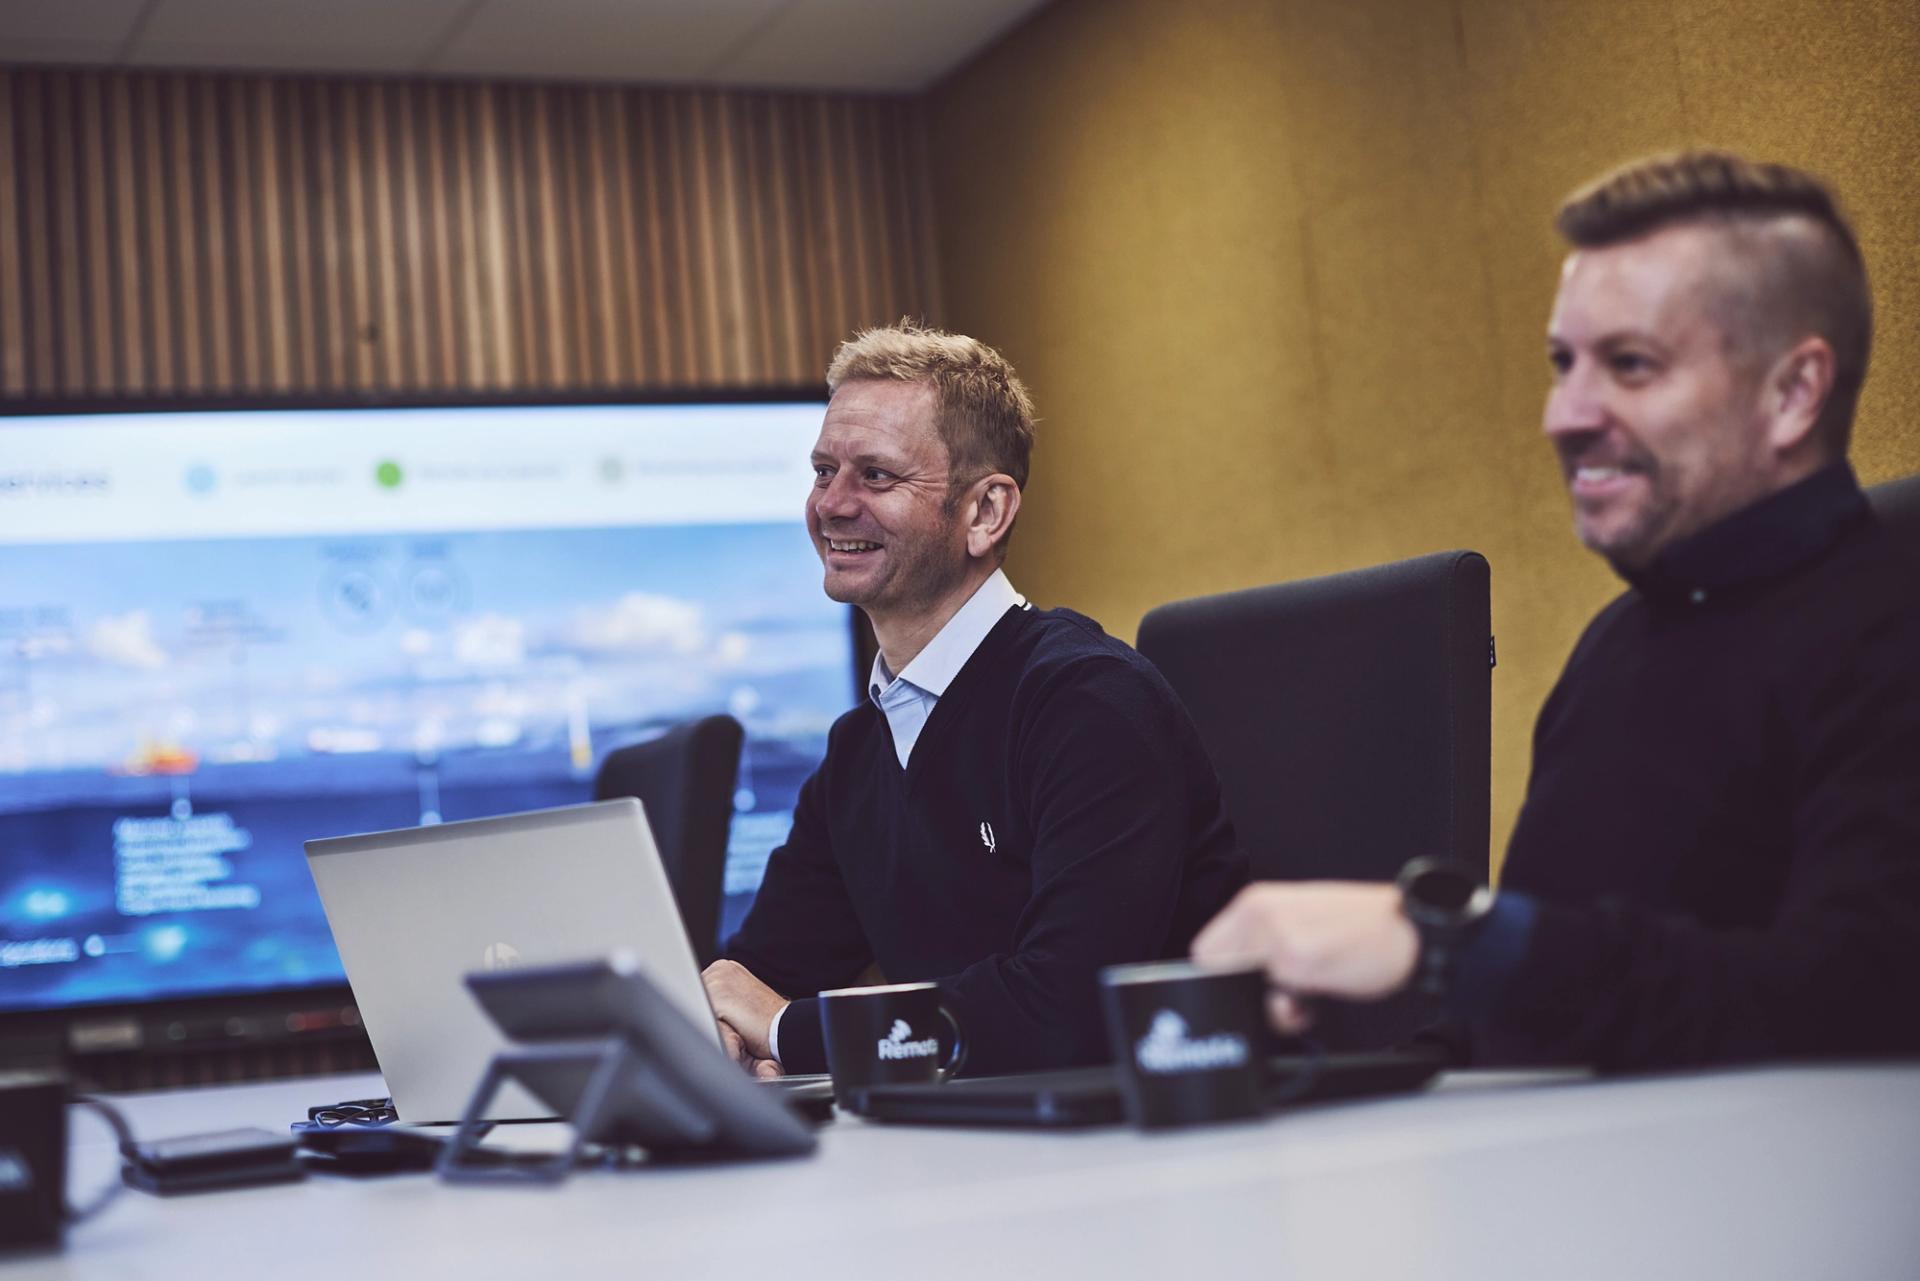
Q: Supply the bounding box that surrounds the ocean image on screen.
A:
[0,521,852,1011]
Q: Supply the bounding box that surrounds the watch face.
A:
[1408,866,1478,913]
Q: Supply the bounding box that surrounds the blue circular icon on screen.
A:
[405,564,468,621]
[184,463,217,495]
[322,568,394,632]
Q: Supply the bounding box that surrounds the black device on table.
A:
[290,1121,447,1175]
[843,1048,1446,1128]
[440,955,822,1182]
[122,1127,306,1195]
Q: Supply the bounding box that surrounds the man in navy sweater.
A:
[702,323,1246,1078]
[1195,151,1920,1070]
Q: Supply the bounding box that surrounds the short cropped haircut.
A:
[1556,151,1873,454]
[825,320,1037,498]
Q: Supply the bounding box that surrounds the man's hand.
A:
[1191,882,1419,1033]
[714,1019,784,1079]
[701,959,789,1070]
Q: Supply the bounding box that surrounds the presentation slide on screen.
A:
[0,404,852,1012]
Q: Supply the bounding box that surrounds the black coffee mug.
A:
[1100,959,1267,1129]
[0,1070,66,1249]
[818,982,963,1095]
[0,1070,131,1250]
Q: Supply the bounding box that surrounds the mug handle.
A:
[936,1005,966,1080]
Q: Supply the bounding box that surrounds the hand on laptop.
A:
[715,1021,784,1079]
[1192,883,1419,1033]
[702,959,789,1076]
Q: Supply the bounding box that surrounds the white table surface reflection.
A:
[27,1064,1920,1281]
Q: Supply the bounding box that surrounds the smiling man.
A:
[702,322,1246,1078]
[1193,152,1920,1070]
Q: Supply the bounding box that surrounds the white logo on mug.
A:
[1135,1009,1249,1074]
[876,1017,941,1061]
[0,1150,34,1193]
[979,821,996,853]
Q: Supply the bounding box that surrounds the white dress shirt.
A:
[867,568,1028,768]
[766,569,1027,1064]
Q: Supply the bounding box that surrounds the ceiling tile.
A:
[0,39,132,66]
[0,0,148,44]
[138,0,474,46]
[127,0,473,71]
[429,0,788,83]
[0,0,1054,90]
[125,40,435,74]
[716,0,1049,91]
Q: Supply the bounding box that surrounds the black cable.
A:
[1263,1037,1329,1108]
[66,1094,136,1224]
[306,1096,397,1127]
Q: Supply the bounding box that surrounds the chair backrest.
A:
[592,714,745,967]
[1137,551,1492,1049]
[1866,472,1920,563]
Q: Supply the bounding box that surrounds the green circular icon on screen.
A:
[375,460,404,489]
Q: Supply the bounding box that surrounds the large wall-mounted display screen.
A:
[0,400,852,1014]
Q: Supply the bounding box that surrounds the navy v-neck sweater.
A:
[725,605,1247,1076]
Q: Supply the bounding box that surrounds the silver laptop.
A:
[305,798,726,1124]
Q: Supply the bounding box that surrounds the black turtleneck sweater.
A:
[1473,464,1920,1070]
[724,606,1247,1077]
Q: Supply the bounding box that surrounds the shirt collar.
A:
[1622,462,1869,604]
[868,569,1026,700]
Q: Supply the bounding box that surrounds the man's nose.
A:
[812,470,861,521]
[1543,364,1607,442]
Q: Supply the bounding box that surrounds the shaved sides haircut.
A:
[1557,151,1873,454]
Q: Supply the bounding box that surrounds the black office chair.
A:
[592,714,745,967]
[1137,550,1492,1051]
[1866,471,1920,561]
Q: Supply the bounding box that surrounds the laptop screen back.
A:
[305,798,715,1122]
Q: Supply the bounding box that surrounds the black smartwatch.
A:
[1397,857,1495,1001]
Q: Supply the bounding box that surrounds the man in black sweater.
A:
[1195,151,1920,1070]
[702,323,1245,1077]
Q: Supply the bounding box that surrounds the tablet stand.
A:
[440,1036,646,1184]
[436,958,816,1185]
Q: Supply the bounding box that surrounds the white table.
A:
[27,1065,1920,1281]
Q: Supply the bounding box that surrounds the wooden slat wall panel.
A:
[0,67,940,400]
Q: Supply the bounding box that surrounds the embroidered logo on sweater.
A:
[979,822,996,853]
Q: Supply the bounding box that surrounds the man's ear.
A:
[1764,335,1836,458]
[965,475,1021,560]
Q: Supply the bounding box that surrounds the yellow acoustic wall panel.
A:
[927,0,1920,873]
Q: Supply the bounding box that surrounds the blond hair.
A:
[1556,150,1872,453]
[825,320,1037,497]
